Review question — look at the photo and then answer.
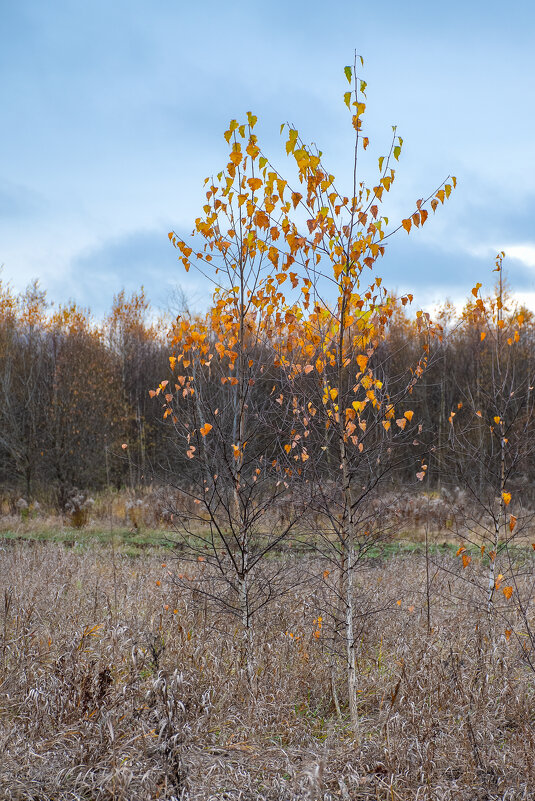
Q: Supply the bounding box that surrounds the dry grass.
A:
[1,538,535,800]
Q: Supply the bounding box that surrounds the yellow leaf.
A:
[502,491,512,506]
[404,410,414,422]
[494,416,501,424]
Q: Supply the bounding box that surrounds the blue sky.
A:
[1,0,534,316]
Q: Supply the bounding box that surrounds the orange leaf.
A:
[121,443,128,450]
[401,218,411,234]
[200,423,213,437]
[356,354,368,372]
[502,491,512,506]
[505,629,512,641]
[509,515,517,532]
[404,410,414,422]
[480,331,486,341]
[462,553,472,568]
[502,586,513,600]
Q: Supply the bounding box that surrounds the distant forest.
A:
[1,277,534,508]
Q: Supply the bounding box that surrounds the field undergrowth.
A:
[1,537,535,800]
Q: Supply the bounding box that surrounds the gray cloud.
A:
[57,227,205,316]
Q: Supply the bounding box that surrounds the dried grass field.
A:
[1,537,535,801]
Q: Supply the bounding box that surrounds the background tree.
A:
[45,303,124,507]
[0,280,50,499]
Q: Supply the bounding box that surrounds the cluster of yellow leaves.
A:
[161,65,455,465]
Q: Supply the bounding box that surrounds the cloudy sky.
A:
[1,0,534,316]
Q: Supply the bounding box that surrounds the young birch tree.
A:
[160,113,309,683]
[158,60,455,704]
[445,256,535,649]
[271,59,455,729]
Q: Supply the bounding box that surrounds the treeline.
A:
[1,277,534,507]
[0,281,169,506]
